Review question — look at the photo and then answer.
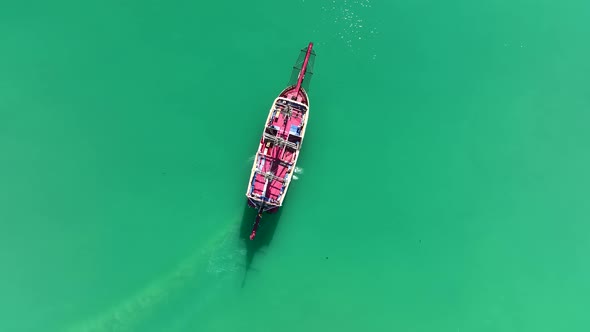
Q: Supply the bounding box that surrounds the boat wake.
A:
[63,217,243,332]
[292,166,304,181]
[206,228,246,275]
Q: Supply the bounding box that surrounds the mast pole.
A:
[293,42,314,99]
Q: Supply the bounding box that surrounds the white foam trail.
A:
[206,229,246,275]
[63,218,242,332]
[292,175,299,181]
[294,167,304,175]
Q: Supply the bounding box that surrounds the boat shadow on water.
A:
[239,202,283,288]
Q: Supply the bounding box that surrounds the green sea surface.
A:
[1,0,590,331]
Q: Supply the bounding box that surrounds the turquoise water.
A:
[1,0,590,331]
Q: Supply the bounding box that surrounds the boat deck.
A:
[247,97,308,206]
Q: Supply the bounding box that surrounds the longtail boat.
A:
[245,42,316,240]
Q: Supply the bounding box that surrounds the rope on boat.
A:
[263,133,298,150]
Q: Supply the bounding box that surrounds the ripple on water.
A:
[319,0,379,58]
